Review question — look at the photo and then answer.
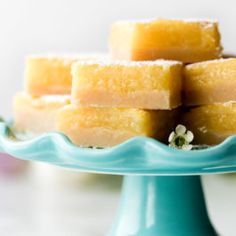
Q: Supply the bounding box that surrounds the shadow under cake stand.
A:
[1,121,236,236]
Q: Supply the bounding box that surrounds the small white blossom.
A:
[168,124,194,150]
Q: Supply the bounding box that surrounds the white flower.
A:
[168,124,194,150]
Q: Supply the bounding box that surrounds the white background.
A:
[0,0,235,116]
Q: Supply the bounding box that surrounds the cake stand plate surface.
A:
[1,121,236,236]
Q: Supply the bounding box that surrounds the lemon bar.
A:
[56,105,178,147]
[71,60,183,110]
[13,92,70,134]
[109,19,222,63]
[182,103,236,145]
[184,58,236,106]
[25,54,107,96]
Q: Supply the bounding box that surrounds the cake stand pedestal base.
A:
[108,176,216,236]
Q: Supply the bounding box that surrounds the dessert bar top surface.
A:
[185,57,236,68]
[72,59,182,67]
[113,18,218,25]
[14,92,71,106]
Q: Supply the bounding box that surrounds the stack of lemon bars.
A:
[13,18,236,147]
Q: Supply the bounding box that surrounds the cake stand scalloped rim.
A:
[0,121,236,175]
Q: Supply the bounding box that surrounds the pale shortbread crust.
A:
[110,48,221,63]
[72,89,181,110]
[13,93,70,134]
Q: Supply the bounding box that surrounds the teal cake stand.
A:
[1,121,236,235]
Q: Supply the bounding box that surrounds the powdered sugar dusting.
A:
[73,59,182,68]
[186,58,236,68]
[113,18,218,25]
[39,95,71,103]
[222,101,236,107]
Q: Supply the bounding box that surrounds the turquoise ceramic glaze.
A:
[0,121,236,175]
[108,176,216,236]
[0,120,233,235]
